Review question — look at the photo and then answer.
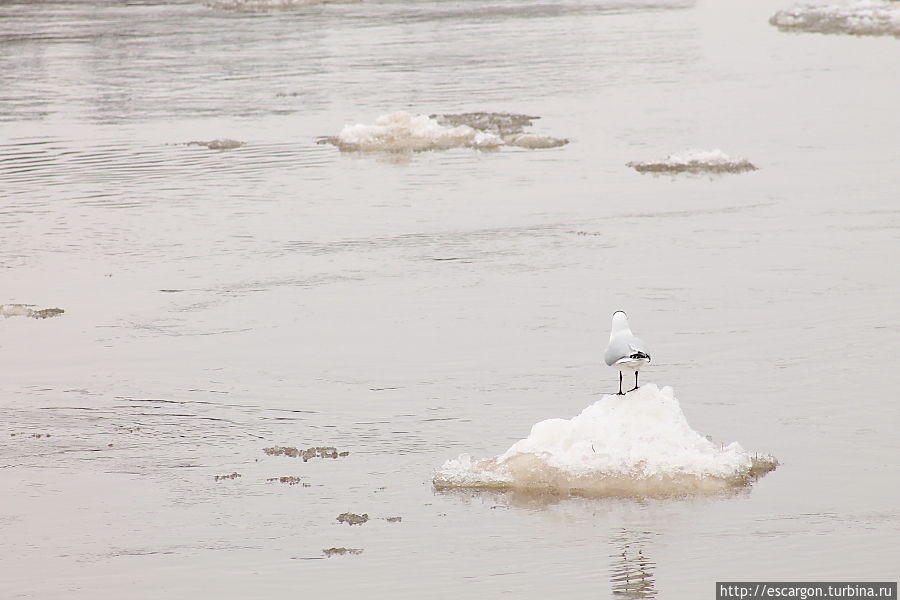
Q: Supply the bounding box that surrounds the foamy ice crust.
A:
[627,149,757,174]
[434,384,778,498]
[770,0,900,36]
[320,111,569,153]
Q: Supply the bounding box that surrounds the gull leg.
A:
[617,371,625,395]
[628,371,639,392]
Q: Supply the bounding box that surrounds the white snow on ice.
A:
[434,384,777,498]
[770,0,900,36]
[321,111,568,153]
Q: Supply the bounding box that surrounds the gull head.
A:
[610,310,632,340]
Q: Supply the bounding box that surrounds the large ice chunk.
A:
[434,384,777,497]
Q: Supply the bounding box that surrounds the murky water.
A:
[2,0,899,597]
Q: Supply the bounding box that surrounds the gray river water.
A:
[2,0,899,597]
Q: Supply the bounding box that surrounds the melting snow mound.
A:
[627,149,757,175]
[433,384,777,498]
[769,1,900,37]
[321,111,568,153]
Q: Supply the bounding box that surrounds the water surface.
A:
[2,0,899,597]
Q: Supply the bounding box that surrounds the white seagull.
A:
[604,311,651,395]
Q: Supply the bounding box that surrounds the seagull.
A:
[604,311,651,395]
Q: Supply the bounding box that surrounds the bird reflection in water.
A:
[610,529,658,599]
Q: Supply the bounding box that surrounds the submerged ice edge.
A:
[769,0,900,36]
[433,454,779,498]
[433,384,778,498]
[321,111,569,153]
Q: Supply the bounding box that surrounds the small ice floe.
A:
[1,304,65,319]
[770,0,900,36]
[336,512,369,526]
[319,111,568,153]
[433,384,778,498]
[266,476,309,486]
[186,139,245,150]
[262,446,350,461]
[627,149,757,175]
[322,547,363,557]
[208,0,358,10]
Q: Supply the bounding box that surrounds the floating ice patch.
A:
[322,547,363,557]
[263,445,349,461]
[323,112,502,152]
[503,133,570,149]
[1,304,65,319]
[433,112,567,148]
[320,111,568,153]
[431,112,540,136]
[769,0,900,36]
[433,384,777,498]
[627,149,757,174]
[186,139,245,150]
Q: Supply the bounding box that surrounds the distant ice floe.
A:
[433,384,778,498]
[207,0,358,10]
[1,304,65,319]
[770,0,900,36]
[186,139,245,150]
[627,149,757,175]
[320,111,569,153]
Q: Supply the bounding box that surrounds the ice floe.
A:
[434,384,777,498]
[770,1,900,36]
[1,304,65,319]
[320,111,568,153]
[186,139,245,150]
[627,149,757,174]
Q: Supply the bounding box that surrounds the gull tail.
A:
[629,351,651,361]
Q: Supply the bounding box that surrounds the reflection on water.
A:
[610,529,658,600]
